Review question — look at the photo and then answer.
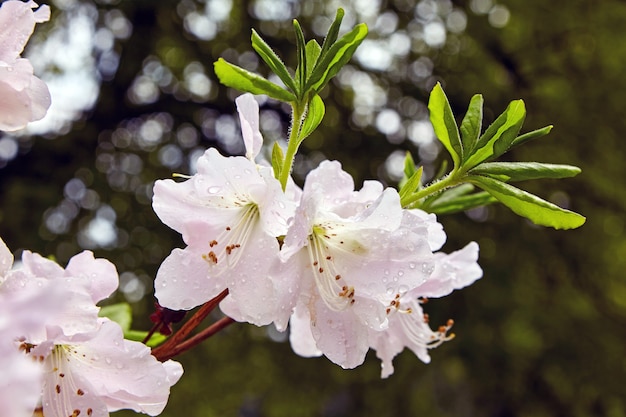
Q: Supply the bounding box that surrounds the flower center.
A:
[201,203,259,274]
[307,227,355,311]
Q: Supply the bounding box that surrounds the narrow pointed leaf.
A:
[463,100,526,169]
[399,166,423,205]
[319,8,345,61]
[214,58,296,102]
[428,191,497,215]
[459,94,483,159]
[305,40,322,79]
[428,83,463,167]
[251,29,298,94]
[293,20,307,94]
[298,94,325,142]
[470,162,581,182]
[469,175,586,229]
[511,125,553,148]
[271,141,285,179]
[306,23,368,93]
[403,151,417,179]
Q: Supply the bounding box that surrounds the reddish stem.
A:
[154,316,236,361]
[151,289,229,360]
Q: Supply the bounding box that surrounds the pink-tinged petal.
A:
[219,224,284,326]
[236,93,263,160]
[302,160,356,208]
[254,167,296,237]
[69,320,182,415]
[0,1,49,61]
[0,345,42,417]
[155,247,225,310]
[42,345,109,417]
[20,250,64,278]
[411,242,482,298]
[288,303,322,358]
[65,251,119,304]
[24,70,50,118]
[309,298,370,369]
[0,237,13,279]
[406,209,446,251]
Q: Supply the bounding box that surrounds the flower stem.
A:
[279,103,305,190]
[401,171,463,208]
[155,317,236,362]
[151,289,229,361]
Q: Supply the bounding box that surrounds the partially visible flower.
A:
[1,247,182,417]
[369,241,482,378]
[282,160,438,368]
[153,94,297,328]
[0,0,51,131]
[0,238,58,417]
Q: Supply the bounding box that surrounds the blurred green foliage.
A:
[1,0,625,416]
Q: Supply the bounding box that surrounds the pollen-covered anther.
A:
[209,239,218,247]
[423,313,429,323]
[319,267,324,273]
[225,243,241,255]
[338,285,355,299]
[335,274,341,280]
[419,297,429,304]
[202,251,218,264]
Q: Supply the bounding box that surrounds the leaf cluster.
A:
[400,83,585,230]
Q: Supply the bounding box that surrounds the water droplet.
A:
[386,287,394,295]
[397,270,404,277]
[409,262,416,269]
[277,201,285,209]
[398,285,409,295]
[384,269,390,276]
[421,263,434,274]
[104,357,112,365]
[207,186,221,194]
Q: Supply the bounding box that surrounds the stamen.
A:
[307,233,354,311]
[200,204,258,273]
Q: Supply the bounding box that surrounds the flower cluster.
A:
[0,238,183,417]
[153,94,483,377]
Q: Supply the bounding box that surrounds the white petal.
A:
[155,247,225,310]
[288,303,322,358]
[0,237,13,280]
[65,251,119,304]
[235,93,263,160]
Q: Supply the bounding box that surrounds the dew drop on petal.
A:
[105,357,112,365]
[398,285,409,295]
[409,262,416,269]
[207,186,221,194]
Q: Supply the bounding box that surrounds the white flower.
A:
[1,247,182,417]
[369,241,482,377]
[282,160,438,368]
[0,0,51,131]
[153,94,297,328]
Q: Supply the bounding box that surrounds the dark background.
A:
[1,0,624,416]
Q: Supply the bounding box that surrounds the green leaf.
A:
[319,8,345,60]
[428,191,497,215]
[306,23,368,93]
[399,166,423,205]
[470,162,582,182]
[298,94,325,142]
[459,94,483,159]
[403,151,417,180]
[214,58,296,103]
[469,175,586,229]
[293,20,307,94]
[271,141,285,180]
[251,29,298,94]
[510,125,553,148]
[124,329,167,348]
[99,303,132,332]
[304,40,322,79]
[428,83,463,168]
[463,100,526,170]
